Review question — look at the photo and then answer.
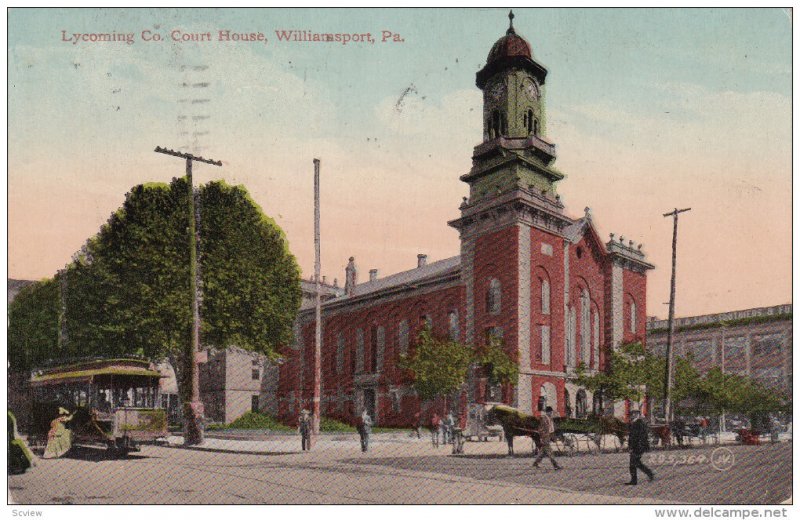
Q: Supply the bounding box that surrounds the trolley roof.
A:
[30,358,162,386]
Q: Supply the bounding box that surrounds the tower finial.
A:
[508,10,515,34]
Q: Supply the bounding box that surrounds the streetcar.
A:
[30,358,168,456]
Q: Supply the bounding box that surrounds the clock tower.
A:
[449,11,573,413]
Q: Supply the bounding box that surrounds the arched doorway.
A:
[576,389,588,419]
[593,391,603,416]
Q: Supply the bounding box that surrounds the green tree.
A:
[9,177,302,379]
[474,335,519,387]
[398,329,518,406]
[8,279,60,371]
[398,328,474,402]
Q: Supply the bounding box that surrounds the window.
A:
[724,336,746,362]
[752,334,782,359]
[251,359,260,380]
[687,340,713,362]
[592,308,600,369]
[540,325,550,365]
[336,333,345,374]
[251,395,259,414]
[567,306,576,367]
[486,278,501,315]
[448,310,460,341]
[398,320,409,355]
[486,326,504,342]
[356,328,365,373]
[391,391,401,413]
[540,278,550,315]
[580,289,590,365]
[526,109,534,134]
[370,325,379,373]
[533,119,539,136]
[630,301,637,333]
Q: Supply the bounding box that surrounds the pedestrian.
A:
[672,416,685,447]
[532,406,561,470]
[626,409,654,485]
[42,407,74,459]
[699,416,709,444]
[357,409,373,453]
[430,413,441,448]
[445,412,455,444]
[298,409,312,451]
[413,411,422,439]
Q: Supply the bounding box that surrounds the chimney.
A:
[369,269,378,282]
[417,254,427,268]
[345,257,357,297]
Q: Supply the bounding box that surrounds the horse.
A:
[484,404,543,455]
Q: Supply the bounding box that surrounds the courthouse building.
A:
[274,14,655,426]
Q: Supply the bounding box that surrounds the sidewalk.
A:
[164,430,791,456]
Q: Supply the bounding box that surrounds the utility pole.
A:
[312,158,322,438]
[662,207,691,424]
[154,146,222,446]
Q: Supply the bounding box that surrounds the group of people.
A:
[428,412,458,447]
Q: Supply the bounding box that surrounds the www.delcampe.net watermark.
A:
[646,447,735,471]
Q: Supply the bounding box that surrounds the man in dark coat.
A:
[626,409,654,485]
[298,409,312,451]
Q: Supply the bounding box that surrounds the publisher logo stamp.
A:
[710,447,735,471]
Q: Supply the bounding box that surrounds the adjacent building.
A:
[646,304,792,395]
[274,14,654,427]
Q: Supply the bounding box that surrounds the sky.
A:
[7,7,793,319]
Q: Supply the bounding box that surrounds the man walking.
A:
[357,409,373,453]
[532,406,562,470]
[626,409,655,485]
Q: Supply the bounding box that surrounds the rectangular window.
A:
[356,328,365,373]
[541,325,550,365]
[448,310,460,341]
[376,326,385,372]
[541,279,550,315]
[752,334,782,360]
[398,320,409,355]
[336,333,345,374]
[252,369,260,380]
[251,395,259,414]
[370,325,379,373]
[687,339,713,362]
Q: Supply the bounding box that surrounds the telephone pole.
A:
[662,207,691,424]
[312,158,322,438]
[154,146,222,446]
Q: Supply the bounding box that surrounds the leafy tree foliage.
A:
[399,328,518,403]
[8,279,60,371]
[398,328,474,402]
[9,177,302,374]
[573,341,787,422]
[474,335,519,387]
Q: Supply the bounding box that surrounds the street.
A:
[8,437,791,505]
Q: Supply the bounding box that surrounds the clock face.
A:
[488,81,505,102]
[523,78,540,100]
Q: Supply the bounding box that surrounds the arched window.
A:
[630,300,637,333]
[567,306,576,367]
[527,109,534,134]
[486,278,501,315]
[533,119,540,136]
[592,308,600,369]
[540,278,550,315]
[564,389,572,418]
[580,289,591,365]
[448,310,460,341]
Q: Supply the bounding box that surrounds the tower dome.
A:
[486,13,533,64]
[476,10,548,89]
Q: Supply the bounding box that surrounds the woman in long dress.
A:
[42,407,74,459]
